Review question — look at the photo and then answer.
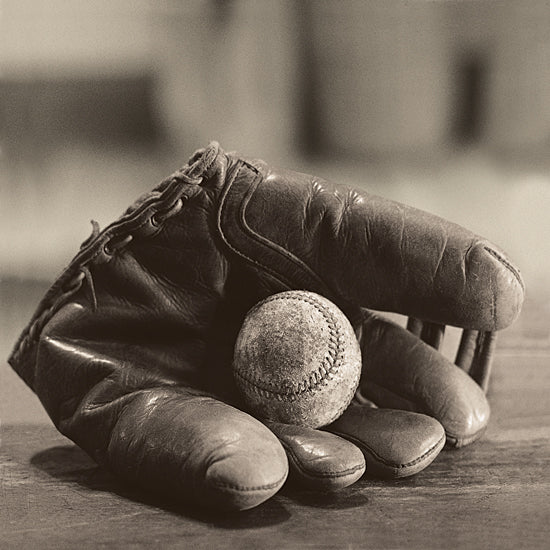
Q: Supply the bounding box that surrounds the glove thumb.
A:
[106,390,289,511]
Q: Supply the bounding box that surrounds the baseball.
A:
[232,290,362,428]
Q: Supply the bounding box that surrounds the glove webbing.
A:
[407,317,496,392]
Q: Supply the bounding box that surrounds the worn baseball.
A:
[232,291,362,428]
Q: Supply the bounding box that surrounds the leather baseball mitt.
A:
[9,142,524,510]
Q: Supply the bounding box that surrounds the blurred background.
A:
[1,0,549,422]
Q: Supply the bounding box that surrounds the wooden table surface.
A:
[1,279,549,549]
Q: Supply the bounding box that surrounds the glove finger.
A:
[265,421,365,491]
[357,312,490,447]
[327,405,446,478]
[235,161,523,329]
[107,391,288,511]
[317,184,524,330]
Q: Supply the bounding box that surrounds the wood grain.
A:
[1,280,549,549]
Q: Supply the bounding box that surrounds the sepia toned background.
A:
[1,1,549,421]
[1,3,550,548]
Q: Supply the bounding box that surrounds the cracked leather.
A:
[9,142,524,511]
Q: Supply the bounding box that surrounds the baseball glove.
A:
[9,142,524,510]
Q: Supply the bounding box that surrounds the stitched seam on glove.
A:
[207,473,288,493]
[280,440,365,479]
[445,423,488,446]
[217,161,333,297]
[238,164,330,291]
[330,432,445,469]
[216,163,297,289]
[483,246,524,290]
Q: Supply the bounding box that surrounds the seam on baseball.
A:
[235,292,347,400]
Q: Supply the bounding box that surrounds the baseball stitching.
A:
[234,292,348,401]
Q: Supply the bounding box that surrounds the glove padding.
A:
[9,142,524,511]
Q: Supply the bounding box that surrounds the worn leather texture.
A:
[9,142,524,511]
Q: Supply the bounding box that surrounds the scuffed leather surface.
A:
[9,142,524,510]
[266,422,366,490]
[356,313,491,447]
[329,406,446,477]
[220,158,523,330]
